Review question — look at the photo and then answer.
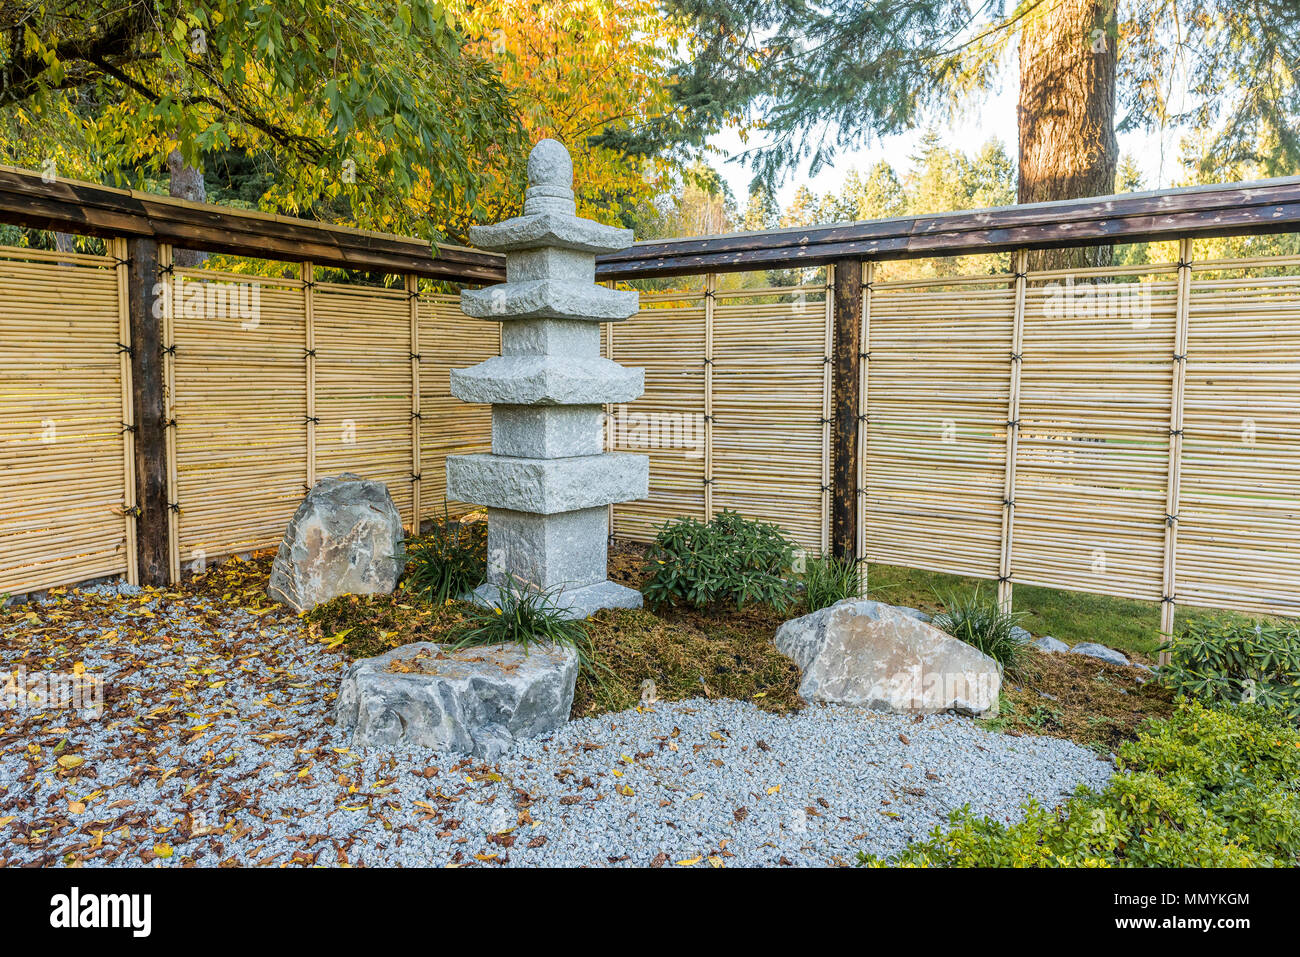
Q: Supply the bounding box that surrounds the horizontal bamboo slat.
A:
[0,248,129,593]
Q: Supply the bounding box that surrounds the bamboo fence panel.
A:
[1011,267,1179,602]
[313,282,414,525]
[607,288,708,542]
[862,275,1015,578]
[418,293,497,522]
[710,285,831,553]
[170,266,308,566]
[0,245,132,593]
[1177,255,1300,617]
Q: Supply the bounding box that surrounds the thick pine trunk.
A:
[1018,0,1118,270]
[167,149,208,268]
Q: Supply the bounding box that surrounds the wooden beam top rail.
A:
[594,176,1300,280]
[0,165,504,284]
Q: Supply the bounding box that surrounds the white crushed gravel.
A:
[0,581,1113,867]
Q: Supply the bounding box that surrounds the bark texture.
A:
[1018,0,1119,270]
[166,149,209,268]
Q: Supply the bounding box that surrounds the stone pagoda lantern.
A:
[446,139,648,619]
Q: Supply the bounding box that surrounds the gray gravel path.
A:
[0,580,1113,867]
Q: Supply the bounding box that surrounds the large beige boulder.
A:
[774,600,1000,716]
[267,473,405,612]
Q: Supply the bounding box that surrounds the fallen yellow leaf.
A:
[154,844,173,859]
[57,755,85,769]
[676,856,702,866]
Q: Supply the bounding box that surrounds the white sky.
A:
[708,80,1191,211]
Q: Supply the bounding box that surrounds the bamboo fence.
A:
[4,236,1300,629]
[603,275,833,554]
[0,245,136,594]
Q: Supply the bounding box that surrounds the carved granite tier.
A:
[449,355,643,406]
[446,452,648,515]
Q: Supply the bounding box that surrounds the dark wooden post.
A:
[126,237,170,585]
[830,258,863,560]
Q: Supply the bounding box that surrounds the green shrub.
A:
[402,512,486,606]
[641,510,797,611]
[861,700,1300,867]
[1159,616,1300,720]
[452,575,597,674]
[930,588,1027,673]
[801,554,863,612]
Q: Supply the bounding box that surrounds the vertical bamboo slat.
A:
[111,237,139,586]
[856,261,873,591]
[1160,238,1194,658]
[159,244,181,583]
[304,261,317,491]
[704,273,716,521]
[998,250,1029,611]
[821,265,834,556]
[407,274,421,535]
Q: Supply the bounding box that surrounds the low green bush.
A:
[861,700,1300,867]
[1159,616,1300,720]
[401,512,486,606]
[930,588,1028,673]
[641,510,797,611]
[801,554,863,612]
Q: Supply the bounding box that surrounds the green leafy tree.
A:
[0,1,523,242]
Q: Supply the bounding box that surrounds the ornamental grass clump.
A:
[641,510,797,611]
[800,553,863,612]
[930,588,1028,674]
[452,575,598,676]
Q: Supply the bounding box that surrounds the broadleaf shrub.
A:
[641,510,797,611]
[1159,616,1300,720]
[860,700,1300,867]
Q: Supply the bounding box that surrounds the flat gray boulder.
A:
[1010,625,1033,644]
[1030,635,1070,654]
[268,473,405,612]
[1070,642,1130,667]
[774,600,1000,717]
[334,641,577,758]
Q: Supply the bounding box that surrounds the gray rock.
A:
[1069,642,1130,667]
[774,600,1001,717]
[1031,635,1070,654]
[893,605,932,623]
[334,641,578,758]
[267,473,405,613]
[1010,625,1033,644]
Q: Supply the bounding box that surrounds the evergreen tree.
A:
[605,0,1300,268]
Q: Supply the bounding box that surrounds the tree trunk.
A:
[166,149,209,268]
[1018,0,1118,270]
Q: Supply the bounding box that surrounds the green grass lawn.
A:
[864,563,1259,659]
